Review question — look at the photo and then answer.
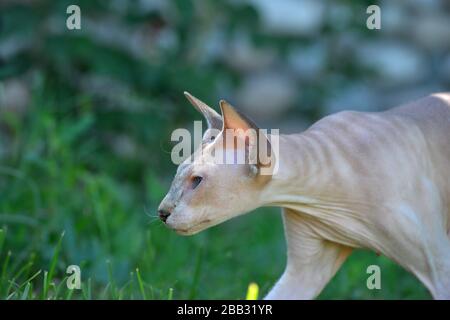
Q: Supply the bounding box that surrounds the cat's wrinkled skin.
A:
[159,92,450,299]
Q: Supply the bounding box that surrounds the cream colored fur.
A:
[159,92,450,299]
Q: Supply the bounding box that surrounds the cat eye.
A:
[191,176,203,189]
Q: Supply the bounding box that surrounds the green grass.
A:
[0,0,434,300]
[0,211,431,299]
[0,78,431,300]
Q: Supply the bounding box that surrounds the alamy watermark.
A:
[366,5,381,30]
[170,121,279,175]
[65,4,380,32]
[366,265,381,290]
[66,5,81,30]
[66,264,81,290]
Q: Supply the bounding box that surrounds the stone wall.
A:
[219,0,450,132]
[1,0,449,134]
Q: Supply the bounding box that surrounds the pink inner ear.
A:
[220,100,253,131]
[224,113,251,130]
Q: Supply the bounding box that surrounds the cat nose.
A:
[158,209,171,222]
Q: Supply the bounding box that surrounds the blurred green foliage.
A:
[0,0,429,299]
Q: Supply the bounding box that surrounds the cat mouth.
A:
[172,219,212,235]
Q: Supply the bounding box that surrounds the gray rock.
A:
[380,84,448,110]
[249,0,325,36]
[413,13,450,49]
[333,32,362,56]
[324,84,379,115]
[222,32,277,72]
[0,79,30,115]
[381,2,411,34]
[236,71,298,121]
[198,27,226,65]
[442,54,450,81]
[402,0,444,11]
[324,84,380,114]
[356,41,428,86]
[288,43,326,79]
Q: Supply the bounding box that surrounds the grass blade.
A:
[1,251,12,285]
[43,231,65,299]
[0,229,5,257]
[188,247,203,299]
[20,283,32,300]
[48,231,65,282]
[135,268,146,300]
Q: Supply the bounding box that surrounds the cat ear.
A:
[219,99,258,131]
[219,100,274,175]
[184,91,222,130]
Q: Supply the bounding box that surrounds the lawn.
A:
[0,205,431,299]
[0,0,433,300]
[0,103,430,300]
